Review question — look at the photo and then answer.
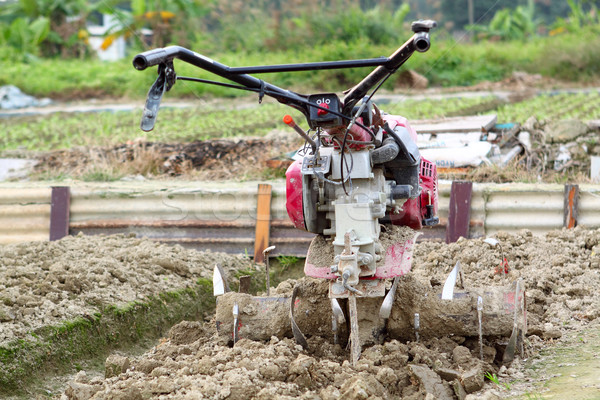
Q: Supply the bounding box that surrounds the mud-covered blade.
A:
[233,303,239,344]
[442,261,461,300]
[331,298,346,325]
[290,285,308,349]
[503,279,523,364]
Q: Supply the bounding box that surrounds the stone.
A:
[435,367,461,382]
[465,389,502,400]
[259,362,281,380]
[64,381,101,400]
[109,386,143,400]
[542,323,563,339]
[339,374,387,400]
[452,346,472,366]
[0,305,15,322]
[545,120,589,143]
[136,359,162,374]
[289,354,315,375]
[375,366,397,386]
[409,364,454,400]
[168,320,204,345]
[461,367,484,394]
[453,379,467,400]
[105,354,130,378]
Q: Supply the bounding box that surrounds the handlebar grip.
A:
[133,48,169,70]
[414,32,430,53]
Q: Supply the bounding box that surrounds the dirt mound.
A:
[61,227,600,399]
[66,321,494,400]
[470,71,553,92]
[33,132,302,180]
[413,227,600,331]
[0,233,253,346]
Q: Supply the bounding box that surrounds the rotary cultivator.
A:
[134,20,525,364]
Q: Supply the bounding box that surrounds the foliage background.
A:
[0,0,599,99]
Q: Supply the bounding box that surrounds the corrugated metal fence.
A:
[0,181,599,256]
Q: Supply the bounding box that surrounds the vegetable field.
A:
[3,90,598,153]
[497,91,600,122]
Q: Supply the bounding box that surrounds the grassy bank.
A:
[0,280,214,397]
[1,29,598,101]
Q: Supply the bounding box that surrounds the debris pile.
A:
[415,114,599,180]
[33,133,302,180]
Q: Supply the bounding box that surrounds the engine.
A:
[286,109,439,288]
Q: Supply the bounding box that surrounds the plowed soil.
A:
[2,227,597,399]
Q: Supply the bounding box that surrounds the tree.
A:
[102,0,213,50]
[469,0,541,41]
[1,0,120,57]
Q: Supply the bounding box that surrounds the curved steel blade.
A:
[379,276,400,319]
[290,285,308,349]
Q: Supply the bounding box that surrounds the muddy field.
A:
[2,227,599,399]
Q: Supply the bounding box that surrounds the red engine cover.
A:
[285,159,305,230]
[390,157,438,230]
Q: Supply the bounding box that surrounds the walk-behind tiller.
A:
[134,20,527,364]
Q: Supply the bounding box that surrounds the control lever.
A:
[140,61,176,132]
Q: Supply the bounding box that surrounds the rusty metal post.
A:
[50,186,70,241]
[446,181,472,243]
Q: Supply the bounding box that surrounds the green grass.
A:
[0,103,304,151]
[1,95,504,152]
[1,28,599,101]
[276,255,299,270]
[381,96,498,119]
[485,371,512,391]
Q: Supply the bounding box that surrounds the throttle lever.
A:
[140,61,176,132]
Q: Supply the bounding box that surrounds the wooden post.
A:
[564,184,579,229]
[446,181,473,244]
[254,184,272,263]
[49,186,70,241]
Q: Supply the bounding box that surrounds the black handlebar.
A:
[133,48,173,70]
[135,45,308,109]
[133,20,436,129]
[342,20,436,113]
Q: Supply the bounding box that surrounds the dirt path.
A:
[507,322,600,399]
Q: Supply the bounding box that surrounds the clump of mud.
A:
[306,225,418,269]
[0,233,253,345]
[66,319,495,400]
[61,227,600,399]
